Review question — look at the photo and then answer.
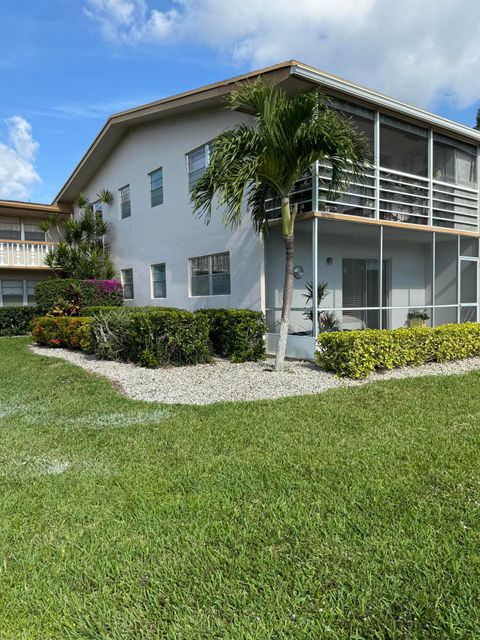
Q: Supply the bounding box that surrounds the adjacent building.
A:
[3,60,480,358]
[0,200,70,306]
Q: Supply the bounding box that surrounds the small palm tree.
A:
[191,81,370,370]
[43,190,116,279]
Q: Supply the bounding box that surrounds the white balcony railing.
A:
[0,241,56,268]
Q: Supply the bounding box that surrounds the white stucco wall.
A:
[77,107,264,311]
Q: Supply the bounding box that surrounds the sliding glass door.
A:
[342,258,389,329]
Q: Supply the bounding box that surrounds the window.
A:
[151,263,166,298]
[0,280,24,306]
[92,200,103,217]
[0,217,21,240]
[26,280,38,305]
[149,168,163,207]
[121,268,134,299]
[380,115,428,177]
[190,252,230,296]
[187,144,209,191]
[119,185,131,219]
[433,134,477,188]
[24,220,46,242]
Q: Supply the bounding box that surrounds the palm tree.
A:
[475,108,480,130]
[191,81,370,370]
[42,190,116,279]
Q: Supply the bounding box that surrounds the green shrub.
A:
[79,305,122,317]
[35,279,123,313]
[316,323,480,378]
[196,308,266,362]
[90,308,212,367]
[31,317,92,351]
[0,306,39,336]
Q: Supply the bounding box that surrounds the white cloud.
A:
[84,0,177,42]
[0,116,40,201]
[84,0,480,110]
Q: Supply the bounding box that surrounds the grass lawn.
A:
[1,338,480,638]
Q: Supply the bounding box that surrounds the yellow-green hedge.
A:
[316,323,480,378]
[31,317,92,351]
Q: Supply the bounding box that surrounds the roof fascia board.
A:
[52,63,293,204]
[292,64,480,143]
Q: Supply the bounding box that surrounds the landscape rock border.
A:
[30,345,480,405]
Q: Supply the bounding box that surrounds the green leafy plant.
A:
[319,310,340,332]
[43,190,115,279]
[303,282,339,332]
[196,308,266,362]
[48,282,83,317]
[31,317,92,351]
[191,80,370,370]
[0,307,39,336]
[316,322,480,378]
[35,279,123,314]
[302,281,328,322]
[89,308,212,367]
[407,309,430,321]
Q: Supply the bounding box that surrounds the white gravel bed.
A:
[29,345,480,405]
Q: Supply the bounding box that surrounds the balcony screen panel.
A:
[331,99,374,153]
[380,115,428,177]
[434,234,457,305]
[265,170,313,218]
[433,134,477,188]
[379,170,429,225]
[318,165,375,218]
[460,306,477,323]
[460,237,479,257]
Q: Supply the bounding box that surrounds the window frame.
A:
[189,252,230,297]
[119,185,131,219]
[149,167,164,207]
[150,263,167,299]
[186,144,210,192]
[121,268,134,300]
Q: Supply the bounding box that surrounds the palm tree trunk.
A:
[275,233,294,372]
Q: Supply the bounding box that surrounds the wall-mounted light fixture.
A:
[293,265,304,279]
[326,257,333,265]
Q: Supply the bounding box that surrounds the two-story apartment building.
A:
[5,60,480,359]
[0,200,70,306]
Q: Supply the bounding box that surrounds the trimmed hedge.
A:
[90,308,212,367]
[79,305,122,317]
[31,317,92,351]
[196,308,266,362]
[0,306,39,336]
[35,279,123,313]
[316,323,480,378]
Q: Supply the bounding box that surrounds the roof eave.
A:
[291,63,480,143]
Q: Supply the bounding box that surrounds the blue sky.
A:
[1,0,479,204]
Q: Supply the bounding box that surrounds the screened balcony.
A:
[265,218,480,360]
[266,102,479,232]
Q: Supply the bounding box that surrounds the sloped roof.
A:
[54,60,480,204]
